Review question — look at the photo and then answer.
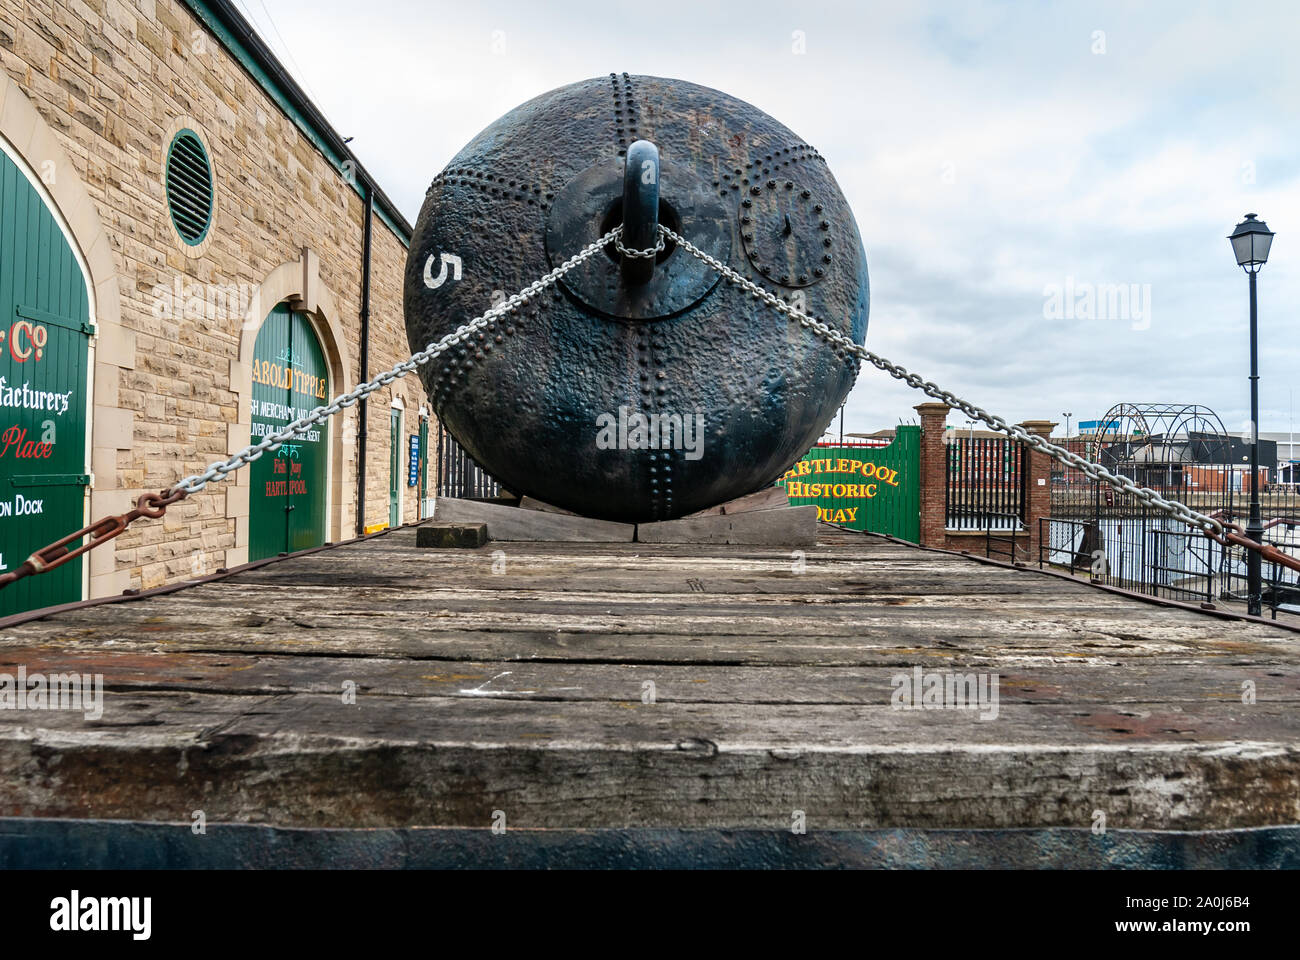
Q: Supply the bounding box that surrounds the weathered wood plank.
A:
[2,646,1297,705]
[518,496,578,515]
[683,486,791,516]
[0,520,1296,834]
[5,622,1292,670]
[415,523,488,548]
[434,498,635,541]
[1,691,1298,829]
[637,505,819,545]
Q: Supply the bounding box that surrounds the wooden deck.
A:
[2,524,1299,837]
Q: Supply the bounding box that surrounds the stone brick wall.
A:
[0,0,429,596]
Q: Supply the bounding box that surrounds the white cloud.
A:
[250,0,1299,433]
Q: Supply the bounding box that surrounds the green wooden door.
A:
[249,304,329,560]
[388,409,401,528]
[0,148,92,617]
[777,425,921,542]
[418,417,429,518]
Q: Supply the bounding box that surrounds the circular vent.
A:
[165,129,213,245]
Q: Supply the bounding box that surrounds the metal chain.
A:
[1,229,619,591]
[614,232,665,259]
[662,224,1230,539]
[6,217,1294,593]
[169,227,621,496]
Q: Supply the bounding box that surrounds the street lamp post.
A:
[1228,213,1275,617]
[1063,412,1073,441]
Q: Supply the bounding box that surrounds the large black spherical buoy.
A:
[405,74,868,522]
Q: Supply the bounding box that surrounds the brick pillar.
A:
[915,403,951,547]
[1017,419,1058,562]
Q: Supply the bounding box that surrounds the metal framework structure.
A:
[1046,402,1300,615]
[1088,403,1234,491]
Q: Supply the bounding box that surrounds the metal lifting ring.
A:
[618,140,661,281]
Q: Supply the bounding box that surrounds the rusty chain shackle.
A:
[0,488,188,590]
[1204,522,1300,576]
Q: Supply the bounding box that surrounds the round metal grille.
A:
[165,130,214,246]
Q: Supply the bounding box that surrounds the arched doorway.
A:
[0,142,93,617]
[249,303,330,560]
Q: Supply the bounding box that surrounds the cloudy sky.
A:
[239,0,1298,440]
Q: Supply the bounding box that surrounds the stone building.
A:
[0,0,431,617]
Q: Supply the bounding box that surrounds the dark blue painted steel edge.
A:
[1,818,1296,869]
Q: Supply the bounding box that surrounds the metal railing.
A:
[435,424,502,500]
[983,512,1026,562]
[1221,524,1300,619]
[1148,527,1221,604]
[1037,517,1099,576]
[1040,510,1300,617]
[946,437,1027,531]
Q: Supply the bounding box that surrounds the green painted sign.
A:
[776,425,920,542]
[249,304,328,560]
[0,147,91,617]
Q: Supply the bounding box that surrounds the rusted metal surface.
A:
[1214,525,1300,576]
[405,74,869,522]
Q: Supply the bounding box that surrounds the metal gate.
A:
[777,425,920,541]
[945,435,1027,530]
[435,424,501,500]
[249,304,329,559]
[0,145,92,617]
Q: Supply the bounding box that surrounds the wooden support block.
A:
[435,497,635,542]
[637,504,818,545]
[684,486,790,518]
[415,523,488,549]
[519,496,579,516]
